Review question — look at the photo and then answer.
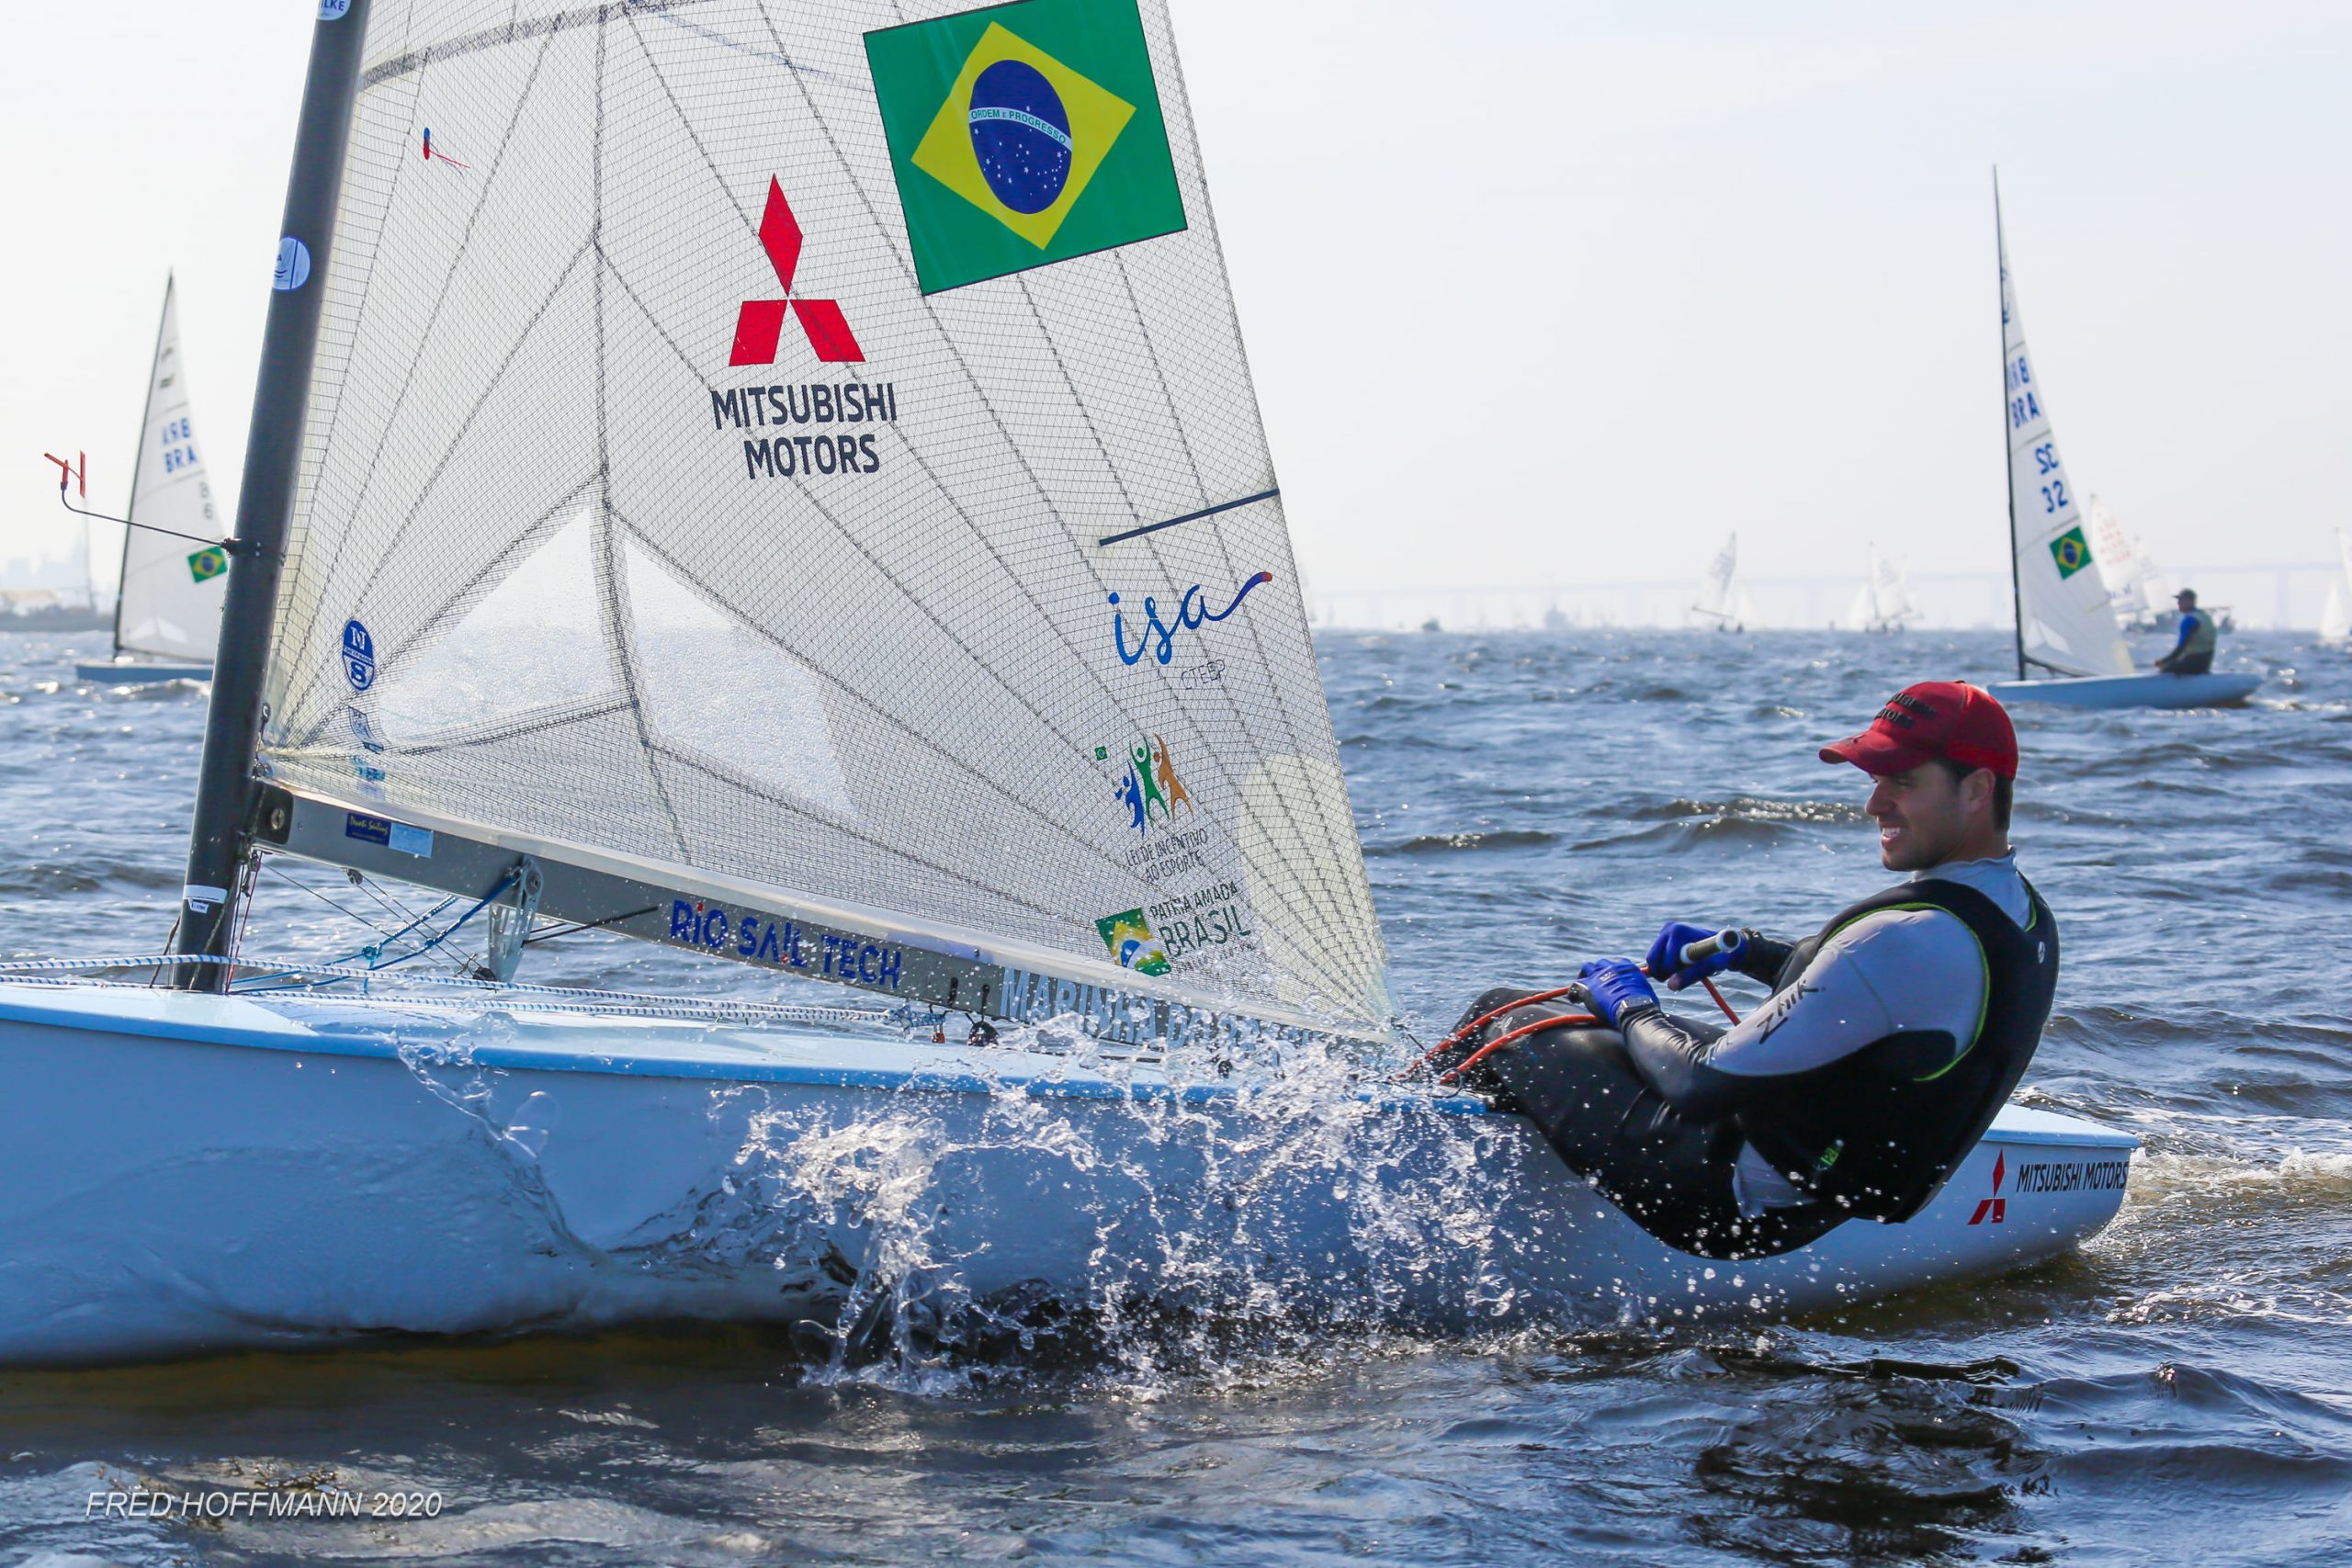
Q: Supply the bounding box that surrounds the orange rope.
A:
[1404,966,1743,1088]
[1438,1012,1600,1085]
[1397,985,1578,1080]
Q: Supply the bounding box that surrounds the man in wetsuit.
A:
[1444,681,2059,1260]
[2154,588,2219,675]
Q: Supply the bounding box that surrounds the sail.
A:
[116,277,229,662]
[2085,494,2142,623]
[1690,533,1737,624]
[249,0,1391,1033]
[2323,529,2352,646]
[1998,216,2134,678]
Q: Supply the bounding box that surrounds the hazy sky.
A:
[5,1,2345,593]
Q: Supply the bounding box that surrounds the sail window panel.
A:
[366,508,622,747]
[270,260,607,749]
[622,537,861,824]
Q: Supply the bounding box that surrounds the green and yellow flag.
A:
[2048,526,2093,580]
[187,546,229,584]
[865,0,1187,294]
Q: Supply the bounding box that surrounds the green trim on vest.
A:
[1817,899,1991,1081]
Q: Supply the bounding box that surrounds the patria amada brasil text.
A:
[710,380,899,479]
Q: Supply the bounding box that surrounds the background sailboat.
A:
[1843,542,1919,633]
[1689,531,1756,630]
[73,276,230,684]
[2320,528,2352,647]
[0,5,2133,1363]
[1983,178,2256,710]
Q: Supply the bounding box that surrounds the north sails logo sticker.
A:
[340,619,377,692]
[729,179,865,367]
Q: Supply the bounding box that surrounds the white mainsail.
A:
[2086,494,2146,626]
[115,277,229,664]
[1845,542,1918,632]
[1998,210,2134,678]
[252,0,1391,1033]
[2322,528,2352,646]
[1690,532,1747,628]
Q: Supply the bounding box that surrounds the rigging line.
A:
[1092,489,1279,549]
[51,490,244,555]
[261,862,401,938]
[521,903,662,945]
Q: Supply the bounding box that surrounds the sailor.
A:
[1442,681,2059,1260]
[2154,587,2219,675]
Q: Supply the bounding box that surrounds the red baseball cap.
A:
[1819,681,2018,780]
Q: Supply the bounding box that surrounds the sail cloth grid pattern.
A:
[119,278,230,663]
[1999,230,2134,679]
[256,0,1393,1028]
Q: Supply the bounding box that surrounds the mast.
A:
[170,1,372,991]
[112,275,175,658]
[1996,168,2027,682]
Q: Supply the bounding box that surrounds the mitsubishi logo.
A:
[1967,1150,2007,1225]
[729,178,865,367]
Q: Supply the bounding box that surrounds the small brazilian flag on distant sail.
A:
[187,546,229,583]
[2048,526,2093,580]
[865,0,1187,294]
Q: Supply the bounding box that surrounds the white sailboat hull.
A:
[1987,671,2261,709]
[0,981,2135,1367]
[73,658,213,685]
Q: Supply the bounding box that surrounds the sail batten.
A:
[254,0,1393,1035]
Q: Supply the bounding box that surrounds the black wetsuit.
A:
[1450,877,2060,1260]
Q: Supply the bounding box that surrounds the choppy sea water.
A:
[1,625,2347,1566]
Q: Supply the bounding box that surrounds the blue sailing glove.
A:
[1573,959,1660,1029]
[1644,920,1744,991]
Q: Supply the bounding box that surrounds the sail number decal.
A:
[2041,480,2070,514]
[2006,354,2041,430]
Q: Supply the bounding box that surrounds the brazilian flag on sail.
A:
[865,0,1187,294]
[187,547,229,583]
[2048,526,2093,580]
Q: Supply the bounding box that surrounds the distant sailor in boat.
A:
[2154,588,2219,676]
[1441,682,2059,1260]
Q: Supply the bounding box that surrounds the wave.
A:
[1369,829,1560,856]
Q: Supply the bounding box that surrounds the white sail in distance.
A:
[1845,542,1917,632]
[2322,528,2352,646]
[1690,532,1744,628]
[1998,205,2134,678]
[252,0,1391,1033]
[116,277,230,663]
